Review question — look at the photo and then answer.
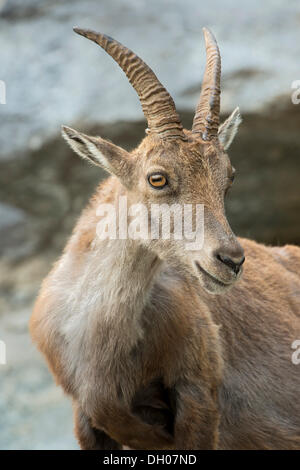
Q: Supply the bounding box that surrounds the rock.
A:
[1,0,300,160]
[0,256,78,450]
[0,203,27,253]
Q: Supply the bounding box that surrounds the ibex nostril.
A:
[217,254,245,274]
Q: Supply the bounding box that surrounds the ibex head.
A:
[62,27,245,294]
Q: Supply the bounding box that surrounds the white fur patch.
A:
[61,125,112,172]
[218,107,242,150]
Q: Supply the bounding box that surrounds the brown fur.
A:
[30,29,299,449]
[30,135,300,449]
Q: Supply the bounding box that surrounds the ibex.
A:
[30,27,300,449]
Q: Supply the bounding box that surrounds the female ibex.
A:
[30,27,300,449]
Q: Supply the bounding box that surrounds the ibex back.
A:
[30,27,300,449]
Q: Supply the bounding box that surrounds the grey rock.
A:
[0,203,26,252]
[1,0,300,160]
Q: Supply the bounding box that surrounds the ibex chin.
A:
[30,27,300,450]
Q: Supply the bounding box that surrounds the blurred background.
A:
[0,0,299,449]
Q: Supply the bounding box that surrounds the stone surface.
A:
[0,203,26,252]
[1,0,300,160]
[0,255,78,449]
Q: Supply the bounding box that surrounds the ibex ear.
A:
[61,126,133,184]
[218,107,242,150]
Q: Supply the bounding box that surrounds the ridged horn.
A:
[74,28,186,141]
[192,28,221,140]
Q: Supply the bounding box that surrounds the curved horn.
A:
[74,28,186,141]
[192,28,221,140]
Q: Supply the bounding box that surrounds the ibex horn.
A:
[192,28,221,141]
[74,28,186,141]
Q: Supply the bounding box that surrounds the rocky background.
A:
[0,0,299,449]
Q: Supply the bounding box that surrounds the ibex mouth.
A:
[194,261,231,290]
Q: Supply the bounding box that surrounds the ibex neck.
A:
[86,181,162,340]
[88,238,160,347]
[61,180,162,349]
[99,238,161,307]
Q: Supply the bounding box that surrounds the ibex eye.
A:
[225,170,235,196]
[148,173,167,189]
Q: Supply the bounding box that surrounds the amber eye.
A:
[148,173,167,189]
[225,171,235,196]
